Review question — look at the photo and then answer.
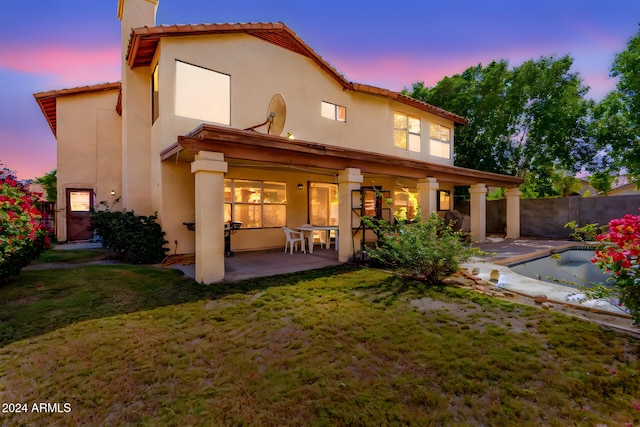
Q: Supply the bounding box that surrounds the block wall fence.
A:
[457,194,640,238]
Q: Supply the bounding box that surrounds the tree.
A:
[588,171,615,195]
[35,169,57,203]
[551,169,584,197]
[406,56,595,197]
[408,60,513,175]
[588,26,640,185]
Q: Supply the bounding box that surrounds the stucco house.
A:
[34,0,523,284]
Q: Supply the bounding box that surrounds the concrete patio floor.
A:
[168,247,342,282]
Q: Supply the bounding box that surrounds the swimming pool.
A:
[508,247,611,288]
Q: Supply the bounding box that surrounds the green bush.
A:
[91,209,168,264]
[364,212,482,286]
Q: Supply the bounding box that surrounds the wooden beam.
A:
[173,124,523,187]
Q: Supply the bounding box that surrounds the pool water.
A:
[509,247,611,288]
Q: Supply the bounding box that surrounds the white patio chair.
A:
[282,226,306,254]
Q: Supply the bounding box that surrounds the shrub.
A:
[363,212,482,286]
[91,209,168,264]
[0,164,51,282]
[564,220,606,242]
[588,213,640,324]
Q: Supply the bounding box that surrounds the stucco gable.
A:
[34,82,122,136]
[125,22,467,125]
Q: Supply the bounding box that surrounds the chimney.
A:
[117,0,158,215]
[118,0,159,51]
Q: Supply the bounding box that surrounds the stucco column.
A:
[469,183,487,243]
[417,177,439,217]
[505,187,521,239]
[191,151,228,284]
[338,168,363,263]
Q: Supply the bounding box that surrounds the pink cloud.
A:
[328,52,509,92]
[0,44,121,86]
[328,43,618,101]
[0,130,56,180]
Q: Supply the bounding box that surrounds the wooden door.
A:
[66,189,94,241]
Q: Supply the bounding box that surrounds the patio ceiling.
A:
[161,124,523,187]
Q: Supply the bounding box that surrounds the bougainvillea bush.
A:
[590,213,640,324]
[0,163,50,282]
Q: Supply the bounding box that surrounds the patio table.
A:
[296,226,339,254]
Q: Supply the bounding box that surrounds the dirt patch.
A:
[410,296,535,334]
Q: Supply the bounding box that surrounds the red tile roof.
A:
[33,82,122,136]
[126,22,468,125]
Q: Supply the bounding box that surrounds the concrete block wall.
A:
[459,194,640,238]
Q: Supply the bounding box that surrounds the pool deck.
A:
[473,237,588,265]
[466,237,632,321]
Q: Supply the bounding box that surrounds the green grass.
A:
[32,247,110,264]
[0,250,639,426]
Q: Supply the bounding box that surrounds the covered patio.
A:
[161,124,523,284]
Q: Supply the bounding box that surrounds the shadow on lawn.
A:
[0,263,361,347]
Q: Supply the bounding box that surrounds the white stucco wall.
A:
[152,34,456,165]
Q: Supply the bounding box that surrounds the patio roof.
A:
[162,124,523,187]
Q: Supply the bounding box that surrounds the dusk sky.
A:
[1,0,639,180]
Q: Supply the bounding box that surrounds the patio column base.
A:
[192,151,228,284]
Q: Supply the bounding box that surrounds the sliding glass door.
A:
[308,182,338,226]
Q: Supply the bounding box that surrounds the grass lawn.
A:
[0,249,639,426]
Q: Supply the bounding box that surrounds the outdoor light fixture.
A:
[298,183,304,190]
[110,190,116,196]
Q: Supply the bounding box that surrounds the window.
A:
[437,190,451,211]
[394,188,418,221]
[152,65,159,123]
[175,60,230,125]
[309,183,338,226]
[429,124,451,159]
[224,179,286,228]
[321,101,346,122]
[69,191,91,212]
[393,112,421,152]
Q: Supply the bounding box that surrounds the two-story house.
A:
[34,0,523,284]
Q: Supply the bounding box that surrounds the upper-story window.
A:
[152,65,159,124]
[175,60,230,125]
[321,101,346,122]
[393,112,421,153]
[429,124,451,159]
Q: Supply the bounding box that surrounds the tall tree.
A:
[589,26,640,185]
[35,169,57,203]
[406,56,594,197]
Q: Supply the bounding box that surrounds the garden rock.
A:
[534,294,548,304]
